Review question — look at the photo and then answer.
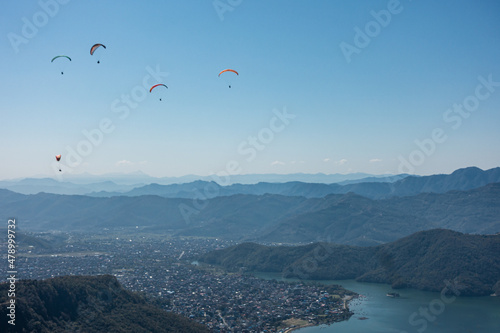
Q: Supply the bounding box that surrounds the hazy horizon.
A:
[1,165,490,183]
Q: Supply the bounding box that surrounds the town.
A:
[3,231,356,332]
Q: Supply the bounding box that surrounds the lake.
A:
[253,273,500,333]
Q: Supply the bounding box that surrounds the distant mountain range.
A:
[3,167,499,200]
[1,181,499,246]
[0,171,405,195]
[56,170,405,186]
[199,229,500,296]
[0,177,140,195]
[0,275,209,332]
[75,166,500,200]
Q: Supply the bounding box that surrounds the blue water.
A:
[254,273,500,333]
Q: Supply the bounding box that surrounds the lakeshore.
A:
[296,281,500,333]
[253,273,500,333]
[280,295,355,332]
[281,319,313,332]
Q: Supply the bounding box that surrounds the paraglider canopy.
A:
[90,44,106,63]
[55,154,62,171]
[150,84,168,101]
[51,55,71,63]
[90,44,106,55]
[149,84,168,92]
[218,69,238,88]
[51,56,71,75]
[218,69,238,77]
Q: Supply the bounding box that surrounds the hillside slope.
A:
[200,229,500,296]
[1,183,499,245]
[0,275,209,333]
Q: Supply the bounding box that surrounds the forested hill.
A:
[200,229,500,296]
[0,275,209,333]
[1,183,499,246]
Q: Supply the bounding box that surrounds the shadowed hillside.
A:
[0,275,209,333]
[200,229,500,296]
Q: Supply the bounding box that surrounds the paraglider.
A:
[218,69,238,88]
[90,43,106,63]
[51,55,71,75]
[55,154,62,172]
[149,84,168,101]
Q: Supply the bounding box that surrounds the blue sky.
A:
[1,0,500,180]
